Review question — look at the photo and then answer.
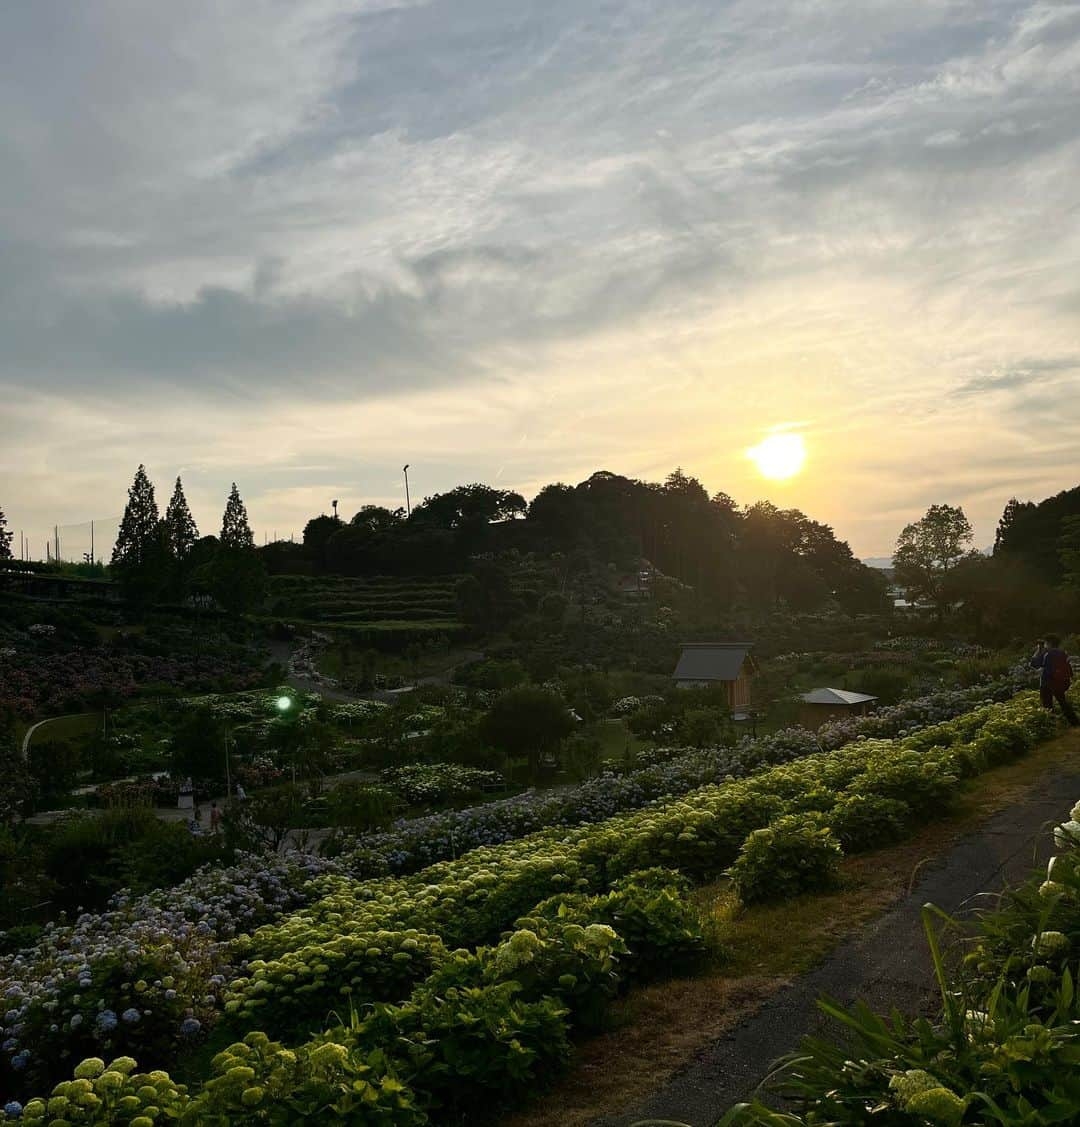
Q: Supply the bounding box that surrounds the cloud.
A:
[2,0,1080,555]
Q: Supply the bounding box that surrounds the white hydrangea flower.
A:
[1054,821,1080,848]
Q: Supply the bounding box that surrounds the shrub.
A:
[354,983,572,1115]
[189,1031,425,1125]
[14,1054,189,1125]
[728,815,843,905]
[826,794,910,853]
[223,930,447,1042]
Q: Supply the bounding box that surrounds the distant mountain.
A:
[862,556,893,569]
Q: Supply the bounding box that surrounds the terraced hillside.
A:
[266,574,467,645]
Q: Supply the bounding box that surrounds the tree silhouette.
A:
[221,483,255,549]
[893,503,977,620]
[0,504,12,560]
[214,483,264,612]
[112,465,160,569]
[164,476,199,560]
[111,466,169,602]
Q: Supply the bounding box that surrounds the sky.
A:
[3,0,1080,561]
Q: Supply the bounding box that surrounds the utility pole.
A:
[403,465,411,517]
[90,520,94,566]
[54,525,60,563]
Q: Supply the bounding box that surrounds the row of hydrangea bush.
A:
[3,687,1068,1121]
[0,665,1041,1100]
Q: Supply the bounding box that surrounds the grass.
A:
[316,641,476,683]
[594,718,649,760]
[20,711,101,754]
[504,726,1080,1127]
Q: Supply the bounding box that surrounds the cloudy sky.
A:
[3,0,1079,559]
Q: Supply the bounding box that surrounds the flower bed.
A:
[2,690,1068,1121]
[378,764,501,805]
[0,668,1049,1102]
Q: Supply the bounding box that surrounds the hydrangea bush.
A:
[0,669,1062,1104]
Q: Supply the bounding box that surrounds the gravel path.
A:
[600,751,1080,1127]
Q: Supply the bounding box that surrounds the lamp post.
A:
[275,694,296,784]
[403,465,411,517]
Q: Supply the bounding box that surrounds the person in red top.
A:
[1031,634,1079,726]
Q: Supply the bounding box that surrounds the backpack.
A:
[1047,650,1074,693]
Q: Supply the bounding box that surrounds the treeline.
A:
[892,490,1080,639]
[272,469,891,617]
[110,466,265,611]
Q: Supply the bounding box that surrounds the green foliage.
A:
[223,930,447,1041]
[453,658,527,692]
[893,503,979,619]
[722,890,1080,1127]
[523,868,706,982]
[480,685,575,776]
[41,806,226,912]
[322,781,402,833]
[826,793,910,853]
[15,1054,188,1125]
[168,706,227,783]
[728,814,843,905]
[678,706,732,748]
[356,982,571,1115]
[193,1032,424,1124]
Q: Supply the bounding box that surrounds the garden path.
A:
[599,737,1080,1127]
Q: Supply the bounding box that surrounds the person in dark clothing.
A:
[1031,634,1079,726]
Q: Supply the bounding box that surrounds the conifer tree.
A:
[214,483,265,612]
[112,465,160,569]
[164,476,199,559]
[0,504,12,560]
[221,483,255,550]
[111,466,168,603]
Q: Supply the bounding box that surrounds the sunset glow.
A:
[748,433,806,481]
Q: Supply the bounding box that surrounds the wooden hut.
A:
[672,642,757,716]
[799,687,877,730]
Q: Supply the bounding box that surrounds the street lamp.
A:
[275,695,299,783]
[403,464,411,517]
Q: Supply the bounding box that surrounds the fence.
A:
[13,517,121,565]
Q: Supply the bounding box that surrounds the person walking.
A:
[1031,635,1079,726]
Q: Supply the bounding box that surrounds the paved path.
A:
[602,756,1080,1127]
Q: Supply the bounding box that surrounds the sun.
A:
[748,432,806,480]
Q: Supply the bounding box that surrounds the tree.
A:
[893,503,977,620]
[164,477,199,560]
[1058,515,1080,592]
[214,484,265,612]
[480,685,575,778]
[221,483,255,549]
[112,465,160,567]
[111,465,168,602]
[0,504,12,560]
[302,515,340,570]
